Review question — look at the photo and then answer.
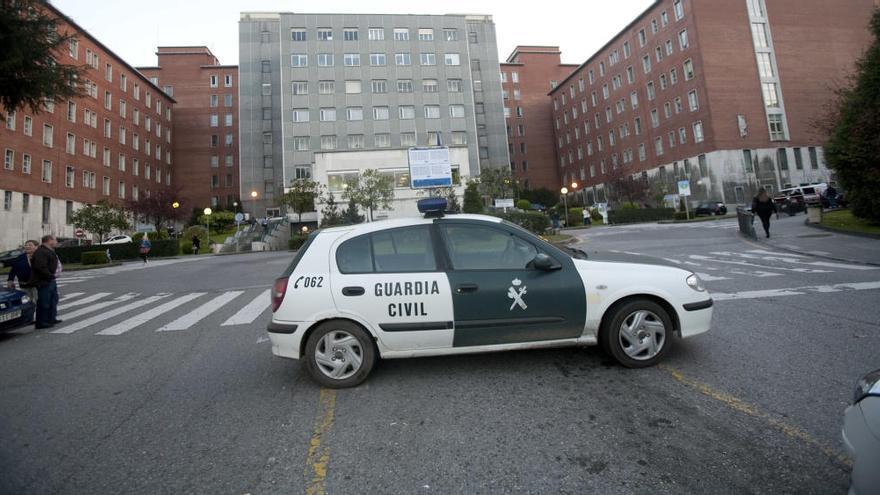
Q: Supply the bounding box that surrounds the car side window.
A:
[441,224,538,270]
[336,226,436,274]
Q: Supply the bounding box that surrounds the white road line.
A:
[689,254,831,274]
[156,291,243,332]
[51,294,170,334]
[711,251,876,271]
[59,292,85,302]
[696,272,729,281]
[713,281,880,301]
[58,292,112,310]
[96,293,205,336]
[60,293,139,320]
[746,249,805,257]
[222,289,271,326]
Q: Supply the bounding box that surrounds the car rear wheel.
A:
[304,320,376,388]
[600,299,673,368]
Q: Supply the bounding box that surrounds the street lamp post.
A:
[560,187,569,228]
[171,201,180,238]
[250,190,258,222]
[203,207,212,251]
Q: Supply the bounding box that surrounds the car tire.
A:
[304,320,376,388]
[600,299,674,368]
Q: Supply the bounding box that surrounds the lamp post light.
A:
[560,187,569,228]
[203,207,212,248]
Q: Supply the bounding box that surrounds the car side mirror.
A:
[532,253,561,271]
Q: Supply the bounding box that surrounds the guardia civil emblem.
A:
[507,278,528,311]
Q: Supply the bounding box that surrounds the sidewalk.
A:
[755,214,880,265]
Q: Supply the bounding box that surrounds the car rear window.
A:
[281,231,319,277]
[336,226,436,274]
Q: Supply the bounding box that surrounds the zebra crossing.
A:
[42,288,272,337]
[54,257,211,288]
[609,248,877,283]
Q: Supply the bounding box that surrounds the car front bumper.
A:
[0,302,35,332]
[267,320,309,360]
[678,299,713,338]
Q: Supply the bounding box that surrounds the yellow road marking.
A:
[660,364,852,468]
[305,388,337,495]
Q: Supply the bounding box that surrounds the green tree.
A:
[321,192,344,226]
[69,201,130,242]
[520,187,557,208]
[463,181,483,213]
[824,9,880,222]
[282,178,324,224]
[125,186,188,233]
[478,168,517,200]
[341,196,364,224]
[0,1,86,118]
[197,210,235,230]
[342,169,394,221]
[516,199,532,210]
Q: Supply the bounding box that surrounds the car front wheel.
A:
[600,299,673,368]
[304,320,376,388]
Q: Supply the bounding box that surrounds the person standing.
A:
[6,240,38,305]
[751,188,779,239]
[139,233,152,263]
[582,208,591,226]
[28,235,60,329]
[191,234,201,255]
[825,184,839,209]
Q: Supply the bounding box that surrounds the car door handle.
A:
[342,286,365,296]
[456,283,479,294]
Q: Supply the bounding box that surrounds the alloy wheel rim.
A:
[618,310,666,360]
[315,330,363,380]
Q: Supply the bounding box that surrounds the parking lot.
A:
[1,215,877,493]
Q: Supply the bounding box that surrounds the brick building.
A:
[139,48,240,212]
[550,0,877,207]
[1,3,175,250]
[501,46,577,191]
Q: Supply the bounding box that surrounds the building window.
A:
[809,147,819,169]
[348,135,365,149]
[369,53,386,66]
[768,114,786,141]
[445,53,461,66]
[395,53,412,66]
[420,53,436,66]
[373,106,390,120]
[693,121,705,143]
[346,107,364,121]
[343,53,360,66]
[374,134,391,148]
[468,31,478,43]
[3,191,12,211]
[444,29,458,41]
[399,106,415,119]
[292,108,309,122]
[424,105,440,119]
[679,29,689,49]
[396,80,413,93]
[225,114,233,126]
[752,23,769,48]
[294,137,309,151]
[423,79,439,93]
[318,81,335,94]
[794,147,804,170]
[401,132,417,147]
[319,108,336,122]
[777,148,789,170]
[683,59,695,80]
[42,124,53,147]
[642,55,651,74]
[647,81,656,100]
[3,149,13,170]
[321,135,337,150]
[41,160,52,183]
[674,0,684,20]
[292,81,308,95]
[418,28,434,41]
[291,54,308,67]
[317,28,333,41]
[393,28,409,41]
[638,29,647,47]
[449,105,465,118]
[762,82,779,107]
[370,79,388,94]
[368,28,385,40]
[688,90,699,111]
[41,197,50,223]
[345,80,362,94]
[655,137,664,156]
[344,28,358,41]
[291,28,306,41]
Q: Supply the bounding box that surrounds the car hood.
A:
[573,250,684,270]
[0,289,26,301]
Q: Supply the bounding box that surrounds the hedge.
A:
[55,239,180,263]
[567,208,584,227]
[80,251,109,265]
[608,208,675,224]
[673,212,689,221]
[490,211,551,234]
[289,235,308,250]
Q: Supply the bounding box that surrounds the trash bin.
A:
[806,206,823,224]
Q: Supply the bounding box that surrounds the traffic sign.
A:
[678,179,692,197]
[494,198,515,208]
[74,228,85,238]
[234,213,244,223]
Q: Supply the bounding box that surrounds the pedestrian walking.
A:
[191,234,201,255]
[825,184,839,209]
[260,217,269,233]
[6,240,38,312]
[582,208,591,226]
[751,188,779,239]
[139,233,152,263]
[27,235,60,329]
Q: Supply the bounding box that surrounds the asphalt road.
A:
[1,215,877,494]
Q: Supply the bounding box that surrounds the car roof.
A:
[318,214,503,236]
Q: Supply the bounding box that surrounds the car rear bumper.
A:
[678,299,712,338]
[267,320,309,360]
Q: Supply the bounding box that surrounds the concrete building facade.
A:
[0,3,175,250]
[550,0,877,207]
[139,47,240,212]
[500,46,578,191]
[238,12,509,216]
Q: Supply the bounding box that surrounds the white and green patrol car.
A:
[268,209,713,388]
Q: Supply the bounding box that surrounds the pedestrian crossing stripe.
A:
[96,293,205,336]
[222,289,271,326]
[157,291,244,332]
[61,293,138,320]
[57,292,112,311]
[52,294,171,335]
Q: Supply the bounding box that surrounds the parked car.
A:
[267,199,713,388]
[773,183,827,212]
[101,235,132,245]
[694,201,728,216]
[57,238,92,248]
[0,287,35,332]
[843,368,880,495]
[0,248,25,268]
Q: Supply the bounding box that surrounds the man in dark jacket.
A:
[751,188,779,238]
[6,240,37,290]
[29,235,60,329]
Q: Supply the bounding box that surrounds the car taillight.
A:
[271,277,289,312]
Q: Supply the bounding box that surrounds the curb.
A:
[805,220,880,240]
[737,232,880,268]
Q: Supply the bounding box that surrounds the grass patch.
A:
[820,209,880,236]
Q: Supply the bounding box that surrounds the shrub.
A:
[181,241,193,254]
[490,210,550,234]
[80,251,109,265]
[621,202,638,209]
[516,199,532,211]
[289,235,308,250]
[590,208,604,222]
[673,212,689,221]
[608,208,675,224]
[567,208,584,227]
[55,239,179,263]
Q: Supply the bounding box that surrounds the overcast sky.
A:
[51,0,654,68]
